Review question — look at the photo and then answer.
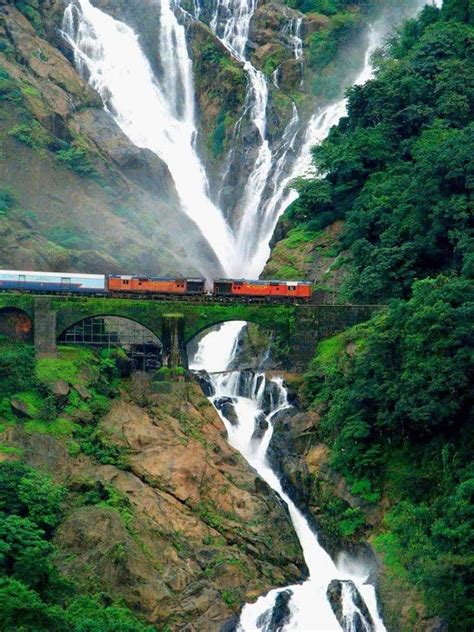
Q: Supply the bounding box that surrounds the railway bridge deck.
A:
[0,293,384,369]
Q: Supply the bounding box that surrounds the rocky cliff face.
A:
[1,371,303,630]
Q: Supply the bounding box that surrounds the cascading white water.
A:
[243,26,381,277]
[283,15,303,61]
[207,0,274,268]
[62,0,237,276]
[190,322,386,631]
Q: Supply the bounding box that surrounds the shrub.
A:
[0,68,23,105]
[14,1,43,33]
[0,188,18,217]
[55,141,101,180]
[9,121,50,150]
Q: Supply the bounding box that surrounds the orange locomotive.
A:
[108,276,205,296]
[213,279,312,302]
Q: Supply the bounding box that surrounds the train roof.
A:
[108,275,205,281]
[0,270,105,279]
[214,278,312,285]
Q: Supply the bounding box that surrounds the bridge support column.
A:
[291,309,319,370]
[34,297,57,358]
[161,314,188,369]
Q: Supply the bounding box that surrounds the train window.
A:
[288,286,296,291]
[19,275,25,284]
[61,277,71,286]
[124,280,129,285]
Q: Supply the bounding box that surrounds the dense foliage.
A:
[288,2,473,301]
[0,461,153,632]
[299,3,474,628]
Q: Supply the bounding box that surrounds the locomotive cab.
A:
[185,278,205,294]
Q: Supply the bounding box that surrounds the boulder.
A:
[262,380,282,415]
[10,397,35,419]
[424,617,449,632]
[326,579,374,632]
[69,408,94,424]
[252,413,269,440]
[215,397,239,426]
[256,589,293,631]
[195,370,215,397]
[48,379,70,399]
[73,383,92,400]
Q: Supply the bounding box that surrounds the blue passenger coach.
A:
[0,270,106,294]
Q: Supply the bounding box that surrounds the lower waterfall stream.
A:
[190,322,386,632]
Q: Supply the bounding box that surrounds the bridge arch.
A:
[58,314,163,372]
[184,316,276,347]
[187,320,275,372]
[0,307,33,342]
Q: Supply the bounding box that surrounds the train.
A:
[0,270,312,303]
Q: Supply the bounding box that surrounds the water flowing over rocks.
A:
[191,323,387,631]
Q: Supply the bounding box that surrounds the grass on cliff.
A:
[0,339,126,466]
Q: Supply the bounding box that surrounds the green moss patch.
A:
[24,417,77,438]
[36,347,96,386]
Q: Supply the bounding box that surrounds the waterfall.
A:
[190,322,386,631]
[207,0,274,269]
[283,15,303,60]
[62,0,237,276]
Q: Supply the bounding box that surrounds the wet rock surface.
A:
[252,412,269,440]
[195,370,216,397]
[256,588,293,632]
[326,579,375,632]
[214,396,239,426]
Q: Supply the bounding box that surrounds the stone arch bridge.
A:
[0,293,384,369]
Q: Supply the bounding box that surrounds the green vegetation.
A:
[0,188,18,217]
[9,121,51,150]
[0,339,122,462]
[305,278,473,627]
[0,462,153,631]
[0,340,154,629]
[308,11,364,71]
[0,67,23,105]
[55,140,102,181]
[45,226,92,250]
[13,0,43,33]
